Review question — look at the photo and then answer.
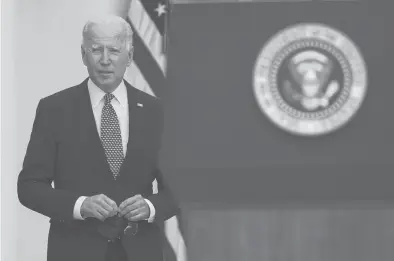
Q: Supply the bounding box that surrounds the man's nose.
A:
[100,49,111,65]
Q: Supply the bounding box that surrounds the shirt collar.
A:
[87,78,128,108]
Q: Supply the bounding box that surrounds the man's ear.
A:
[81,45,87,66]
[126,46,134,67]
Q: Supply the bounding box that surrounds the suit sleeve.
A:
[17,99,81,221]
[146,100,180,223]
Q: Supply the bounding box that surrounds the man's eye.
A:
[90,48,101,53]
[110,49,121,53]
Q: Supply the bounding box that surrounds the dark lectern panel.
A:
[161,1,394,202]
[185,206,394,261]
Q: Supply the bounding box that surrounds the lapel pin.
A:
[137,103,143,108]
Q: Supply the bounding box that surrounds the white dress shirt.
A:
[73,79,155,222]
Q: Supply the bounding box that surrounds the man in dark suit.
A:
[17,15,178,261]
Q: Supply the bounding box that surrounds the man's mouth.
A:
[98,71,114,76]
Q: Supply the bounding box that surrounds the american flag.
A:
[125,0,169,98]
[123,1,187,261]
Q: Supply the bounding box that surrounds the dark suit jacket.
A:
[17,78,178,261]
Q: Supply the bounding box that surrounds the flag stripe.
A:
[152,178,188,261]
[165,216,188,261]
[125,63,156,96]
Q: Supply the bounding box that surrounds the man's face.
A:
[82,23,133,91]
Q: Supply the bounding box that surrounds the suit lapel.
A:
[118,81,145,178]
[77,78,112,178]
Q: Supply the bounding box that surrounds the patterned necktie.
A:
[100,93,124,179]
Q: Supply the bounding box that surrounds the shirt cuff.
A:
[73,196,88,220]
[144,198,156,223]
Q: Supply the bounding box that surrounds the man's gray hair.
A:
[82,15,133,51]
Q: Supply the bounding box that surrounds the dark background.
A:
[161,1,394,261]
[162,1,394,204]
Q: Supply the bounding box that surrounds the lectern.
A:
[161,1,394,260]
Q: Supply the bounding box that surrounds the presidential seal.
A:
[253,23,367,136]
